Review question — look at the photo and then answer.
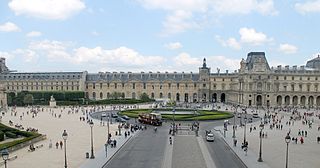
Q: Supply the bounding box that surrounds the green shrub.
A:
[5,132,17,139]
[0,131,4,141]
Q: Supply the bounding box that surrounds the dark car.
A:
[115,117,126,123]
[111,113,118,118]
[121,115,130,120]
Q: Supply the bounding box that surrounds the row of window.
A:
[87,83,202,90]
[6,81,79,86]
[7,85,79,91]
[1,74,81,79]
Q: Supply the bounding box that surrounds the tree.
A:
[110,92,122,99]
[140,93,150,101]
[23,94,34,105]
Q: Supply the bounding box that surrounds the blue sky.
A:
[0,0,320,73]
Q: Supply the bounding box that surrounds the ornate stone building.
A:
[1,52,320,107]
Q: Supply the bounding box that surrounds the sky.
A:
[0,0,320,73]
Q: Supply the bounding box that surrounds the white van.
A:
[206,133,215,142]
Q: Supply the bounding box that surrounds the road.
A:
[93,110,257,168]
[102,124,169,168]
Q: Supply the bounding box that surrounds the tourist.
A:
[56,142,59,149]
[60,141,63,149]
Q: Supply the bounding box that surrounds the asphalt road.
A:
[102,125,169,168]
[93,110,258,168]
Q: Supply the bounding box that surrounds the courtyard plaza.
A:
[214,103,320,168]
[0,104,143,168]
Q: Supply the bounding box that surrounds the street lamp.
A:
[285,134,291,168]
[105,115,110,158]
[62,130,68,168]
[172,106,175,136]
[89,120,95,159]
[258,122,264,162]
[1,149,9,168]
[243,112,247,145]
[233,106,237,138]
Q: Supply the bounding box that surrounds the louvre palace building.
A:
[1,52,320,108]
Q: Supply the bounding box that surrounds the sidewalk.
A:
[213,106,320,168]
[80,130,140,168]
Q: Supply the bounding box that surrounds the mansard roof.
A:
[306,55,320,70]
[86,72,200,82]
[0,72,85,80]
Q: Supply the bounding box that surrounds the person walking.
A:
[56,142,59,149]
[60,141,63,149]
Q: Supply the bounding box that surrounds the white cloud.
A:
[165,42,183,50]
[173,53,201,66]
[0,22,20,32]
[26,31,42,37]
[215,35,241,50]
[239,27,273,45]
[162,10,199,35]
[0,51,14,60]
[295,0,320,14]
[13,49,37,62]
[8,0,86,20]
[279,44,298,54]
[138,0,277,35]
[207,56,240,72]
[213,0,277,15]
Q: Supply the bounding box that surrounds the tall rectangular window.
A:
[133,83,135,89]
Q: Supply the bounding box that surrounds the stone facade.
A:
[1,52,320,108]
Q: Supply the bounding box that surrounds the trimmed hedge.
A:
[0,131,4,141]
[5,132,17,139]
[0,123,41,150]
[88,98,154,105]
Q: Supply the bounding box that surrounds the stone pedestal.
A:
[49,95,56,107]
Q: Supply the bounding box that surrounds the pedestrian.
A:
[60,141,63,149]
[305,130,307,137]
[56,142,59,149]
[49,139,52,149]
[114,139,117,147]
[300,137,304,144]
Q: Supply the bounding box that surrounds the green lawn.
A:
[120,109,233,121]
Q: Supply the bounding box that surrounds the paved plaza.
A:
[0,106,123,168]
[214,105,320,168]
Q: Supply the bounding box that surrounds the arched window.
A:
[100,92,103,99]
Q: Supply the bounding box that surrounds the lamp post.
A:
[1,149,9,168]
[62,130,68,168]
[107,115,110,143]
[172,106,175,136]
[89,121,95,159]
[243,112,247,145]
[233,106,237,138]
[285,134,291,168]
[258,122,264,162]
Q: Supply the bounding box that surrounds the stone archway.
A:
[176,93,180,102]
[212,93,217,103]
[308,96,314,107]
[293,96,298,106]
[256,95,262,106]
[184,93,188,102]
[221,93,226,103]
[285,96,290,106]
[300,96,306,107]
[276,95,282,106]
[316,96,320,107]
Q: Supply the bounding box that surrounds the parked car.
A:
[101,112,107,117]
[206,133,215,142]
[111,113,118,118]
[121,115,130,120]
[115,117,126,123]
[252,113,259,118]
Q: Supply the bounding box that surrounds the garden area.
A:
[0,123,41,150]
[120,108,233,121]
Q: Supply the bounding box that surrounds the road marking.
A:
[197,136,217,168]
[161,136,173,168]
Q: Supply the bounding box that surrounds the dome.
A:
[306,55,320,69]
